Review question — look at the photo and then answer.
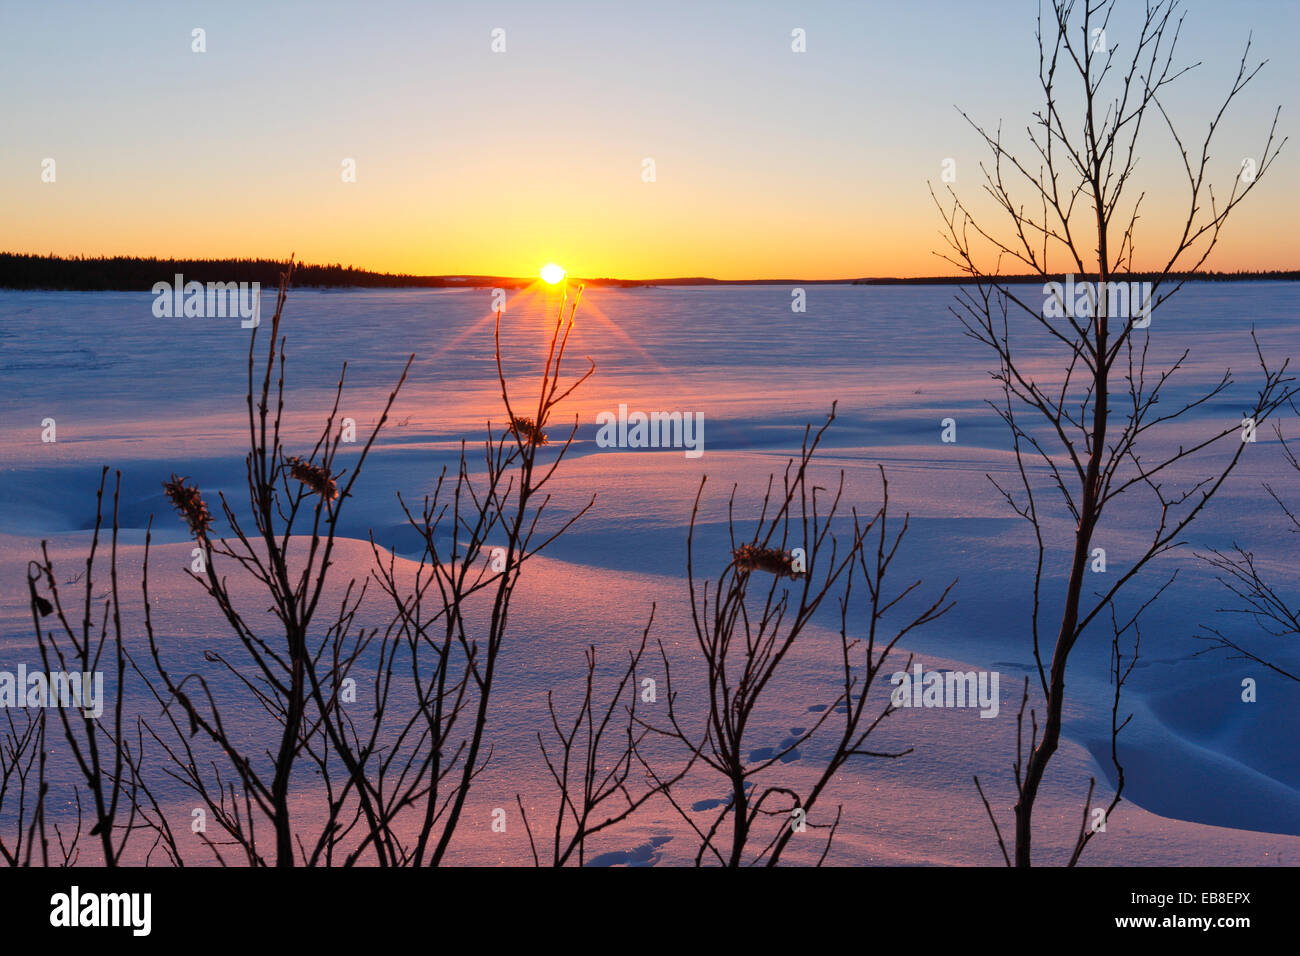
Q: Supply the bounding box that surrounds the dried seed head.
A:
[163,474,213,538]
[509,416,549,447]
[286,456,339,500]
[732,544,803,579]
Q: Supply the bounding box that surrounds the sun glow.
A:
[540,263,566,285]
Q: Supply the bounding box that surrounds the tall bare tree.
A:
[931,0,1292,865]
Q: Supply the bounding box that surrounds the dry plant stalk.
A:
[285,456,340,501]
[732,544,804,579]
[162,474,213,538]
[508,416,549,447]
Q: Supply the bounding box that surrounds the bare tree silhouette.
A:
[931,0,1293,865]
[0,692,54,866]
[22,468,177,866]
[1197,402,1300,684]
[347,285,596,865]
[642,407,955,866]
[125,262,412,865]
[513,607,698,867]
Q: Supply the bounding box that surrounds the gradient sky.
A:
[1,0,1296,279]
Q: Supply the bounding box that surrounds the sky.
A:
[1,0,1296,279]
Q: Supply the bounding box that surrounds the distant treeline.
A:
[0,254,538,291]
[1,253,1296,291]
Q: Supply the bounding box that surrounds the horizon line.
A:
[2,252,1299,289]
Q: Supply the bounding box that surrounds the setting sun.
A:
[540,263,566,285]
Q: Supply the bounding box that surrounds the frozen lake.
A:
[1,281,1298,864]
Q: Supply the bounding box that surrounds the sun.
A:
[540,263,566,285]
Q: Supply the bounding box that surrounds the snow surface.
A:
[1,282,1297,865]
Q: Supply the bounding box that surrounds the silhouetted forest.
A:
[0,254,536,291]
